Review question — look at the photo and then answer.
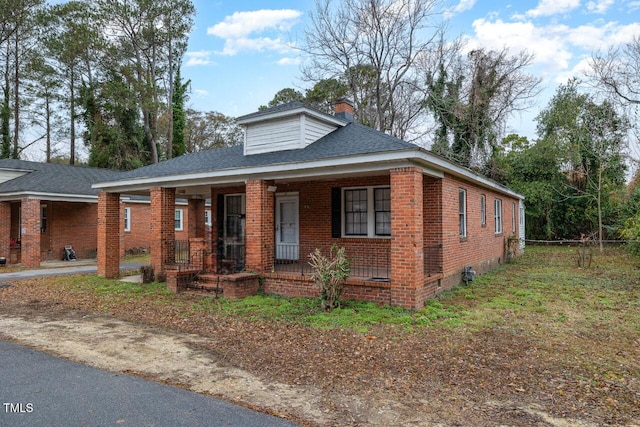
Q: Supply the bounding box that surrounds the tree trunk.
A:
[597,164,603,253]
[69,68,75,165]
[11,30,19,159]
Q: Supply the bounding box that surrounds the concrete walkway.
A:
[0,260,145,283]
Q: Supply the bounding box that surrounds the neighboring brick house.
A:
[93,100,525,309]
[0,159,194,266]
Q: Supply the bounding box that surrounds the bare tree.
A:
[301,0,445,141]
[425,46,542,168]
[589,35,640,106]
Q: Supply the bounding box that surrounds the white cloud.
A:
[456,0,477,12]
[193,89,209,97]
[586,0,615,13]
[207,9,302,56]
[277,57,302,66]
[184,50,215,66]
[525,0,580,17]
[468,18,640,78]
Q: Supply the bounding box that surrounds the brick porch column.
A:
[390,167,425,309]
[0,201,10,261]
[187,198,205,239]
[245,179,274,273]
[98,192,121,278]
[20,199,41,268]
[150,187,175,278]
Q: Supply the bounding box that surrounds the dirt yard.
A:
[0,248,638,426]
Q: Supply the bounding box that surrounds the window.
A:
[40,204,47,233]
[480,194,486,226]
[459,189,467,238]
[204,209,212,227]
[124,207,131,232]
[343,187,391,237]
[512,202,516,233]
[344,189,368,235]
[174,209,183,231]
[519,203,525,228]
[374,188,391,236]
[494,199,502,234]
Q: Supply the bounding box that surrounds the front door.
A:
[276,194,299,260]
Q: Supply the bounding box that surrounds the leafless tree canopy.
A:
[301,0,445,141]
[589,35,640,106]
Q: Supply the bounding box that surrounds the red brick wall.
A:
[390,167,425,308]
[437,173,520,289]
[150,187,176,276]
[121,202,190,253]
[245,179,275,273]
[0,202,9,260]
[44,202,99,261]
[21,199,41,267]
[98,192,120,278]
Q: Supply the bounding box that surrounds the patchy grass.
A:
[1,245,639,425]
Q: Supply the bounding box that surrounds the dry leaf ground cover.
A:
[0,246,639,426]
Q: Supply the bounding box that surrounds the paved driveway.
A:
[0,340,296,427]
[0,262,144,283]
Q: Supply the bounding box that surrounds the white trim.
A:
[124,207,131,232]
[494,198,503,235]
[342,186,391,238]
[459,188,467,238]
[0,191,98,203]
[237,105,346,127]
[174,209,184,231]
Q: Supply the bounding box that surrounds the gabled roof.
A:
[95,122,417,183]
[236,101,346,126]
[0,159,123,202]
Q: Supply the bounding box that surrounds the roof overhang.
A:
[92,147,523,200]
[0,191,99,203]
[237,105,346,128]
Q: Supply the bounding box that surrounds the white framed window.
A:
[519,204,525,228]
[174,209,183,231]
[480,194,486,226]
[459,188,467,238]
[512,202,516,233]
[204,209,212,227]
[494,198,503,234]
[124,207,131,232]
[343,186,391,237]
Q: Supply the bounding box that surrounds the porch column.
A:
[0,202,10,261]
[150,187,175,278]
[20,199,41,268]
[98,192,121,278]
[245,179,274,273]
[187,198,205,239]
[390,167,425,309]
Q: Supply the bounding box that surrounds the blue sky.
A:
[183,0,640,141]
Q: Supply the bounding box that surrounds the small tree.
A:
[308,245,350,311]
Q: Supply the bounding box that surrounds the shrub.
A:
[308,245,350,311]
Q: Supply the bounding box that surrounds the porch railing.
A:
[274,243,444,279]
[274,243,390,280]
[174,240,190,264]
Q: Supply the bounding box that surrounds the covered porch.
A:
[97,166,445,308]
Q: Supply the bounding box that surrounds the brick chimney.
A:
[334,98,354,122]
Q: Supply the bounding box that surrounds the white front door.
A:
[276,194,299,260]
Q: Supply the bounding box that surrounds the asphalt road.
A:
[0,339,297,427]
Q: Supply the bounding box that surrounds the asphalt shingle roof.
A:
[98,122,419,183]
[0,159,123,196]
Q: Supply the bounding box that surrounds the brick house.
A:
[93,101,525,309]
[0,159,195,266]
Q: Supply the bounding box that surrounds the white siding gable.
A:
[242,109,343,155]
[0,170,27,184]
